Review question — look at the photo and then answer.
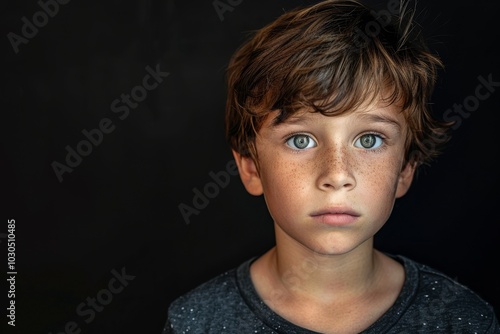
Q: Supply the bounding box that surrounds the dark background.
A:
[2,0,499,333]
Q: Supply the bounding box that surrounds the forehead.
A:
[266,97,406,128]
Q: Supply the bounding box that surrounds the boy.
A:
[164,0,500,333]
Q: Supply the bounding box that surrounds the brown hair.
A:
[225,0,452,168]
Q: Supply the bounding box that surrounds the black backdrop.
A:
[2,0,500,333]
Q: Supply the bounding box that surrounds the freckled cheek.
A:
[259,155,311,212]
[354,156,401,193]
[262,158,305,192]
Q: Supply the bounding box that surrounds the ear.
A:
[395,161,416,198]
[232,149,263,196]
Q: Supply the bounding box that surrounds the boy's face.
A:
[234,99,415,256]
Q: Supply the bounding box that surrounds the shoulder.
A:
[394,255,500,333]
[408,256,493,312]
[168,267,239,317]
[165,258,260,333]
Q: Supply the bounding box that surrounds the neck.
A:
[255,231,384,305]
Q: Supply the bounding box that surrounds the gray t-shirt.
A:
[164,254,500,333]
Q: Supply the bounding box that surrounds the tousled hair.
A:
[225,0,452,168]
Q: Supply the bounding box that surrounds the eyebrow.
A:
[272,112,312,126]
[357,113,402,132]
[273,111,402,128]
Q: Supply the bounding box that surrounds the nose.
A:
[316,145,356,191]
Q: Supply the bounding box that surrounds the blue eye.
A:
[286,134,317,150]
[354,134,383,149]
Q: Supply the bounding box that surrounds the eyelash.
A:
[356,132,387,152]
[283,132,388,152]
[284,132,316,150]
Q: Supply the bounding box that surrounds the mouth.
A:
[310,207,360,226]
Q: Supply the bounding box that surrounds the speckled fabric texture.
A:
[163,254,500,333]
